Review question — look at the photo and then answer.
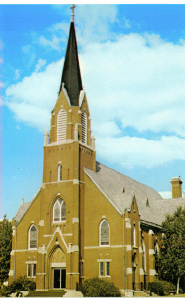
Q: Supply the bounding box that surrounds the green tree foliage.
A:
[157,206,185,294]
[149,280,176,296]
[1,276,36,296]
[81,277,121,297]
[0,215,12,283]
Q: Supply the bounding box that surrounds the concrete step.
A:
[63,290,83,297]
[134,291,147,297]
[27,290,66,297]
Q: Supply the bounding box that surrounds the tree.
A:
[0,215,12,283]
[157,206,185,294]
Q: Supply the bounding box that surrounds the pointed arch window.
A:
[81,111,87,144]
[132,224,136,247]
[29,224,37,249]
[141,239,146,273]
[58,164,62,181]
[53,199,66,222]
[154,240,159,273]
[57,108,67,141]
[100,219,109,246]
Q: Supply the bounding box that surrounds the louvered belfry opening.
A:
[57,108,67,141]
[81,111,87,143]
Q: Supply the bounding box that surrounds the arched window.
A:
[141,239,146,273]
[29,224,37,249]
[154,240,159,273]
[57,108,67,141]
[100,219,109,246]
[132,225,136,247]
[81,111,87,144]
[53,199,66,222]
[58,164,62,181]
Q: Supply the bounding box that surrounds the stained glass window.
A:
[53,199,66,222]
[29,225,37,249]
[100,219,109,246]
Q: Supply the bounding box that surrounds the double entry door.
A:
[53,268,66,289]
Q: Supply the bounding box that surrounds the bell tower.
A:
[43,6,96,184]
[42,6,96,289]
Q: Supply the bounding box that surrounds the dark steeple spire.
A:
[59,5,83,106]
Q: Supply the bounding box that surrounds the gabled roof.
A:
[14,202,31,223]
[14,188,41,224]
[157,198,185,219]
[59,20,83,106]
[85,162,185,227]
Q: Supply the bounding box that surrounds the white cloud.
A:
[76,5,118,44]
[96,136,185,169]
[5,59,63,131]
[80,33,185,138]
[4,14,185,169]
[123,16,131,29]
[22,45,31,53]
[39,35,62,51]
[93,121,121,138]
[158,191,172,199]
[15,69,20,80]
[35,59,47,72]
[159,190,185,199]
[0,81,3,88]
[0,96,3,106]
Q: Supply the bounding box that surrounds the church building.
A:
[9,7,185,296]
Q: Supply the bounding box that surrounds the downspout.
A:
[122,213,126,295]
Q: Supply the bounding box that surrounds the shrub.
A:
[0,276,36,297]
[81,277,121,297]
[149,280,176,296]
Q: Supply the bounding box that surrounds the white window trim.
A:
[27,264,31,277]
[53,199,66,223]
[28,224,38,250]
[99,262,104,277]
[98,261,111,277]
[32,263,37,278]
[99,219,110,247]
[133,225,136,247]
[58,164,62,182]
[27,263,36,278]
[142,240,146,273]
[105,262,110,277]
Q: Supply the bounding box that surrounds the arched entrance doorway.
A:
[51,246,66,289]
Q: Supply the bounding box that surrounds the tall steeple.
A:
[59,4,83,106]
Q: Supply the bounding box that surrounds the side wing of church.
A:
[9,9,185,295]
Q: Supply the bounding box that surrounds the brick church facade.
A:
[9,8,184,295]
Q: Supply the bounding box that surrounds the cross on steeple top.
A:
[70,4,76,22]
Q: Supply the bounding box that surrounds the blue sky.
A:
[1,4,185,219]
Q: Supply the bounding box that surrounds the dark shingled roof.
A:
[59,21,83,106]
